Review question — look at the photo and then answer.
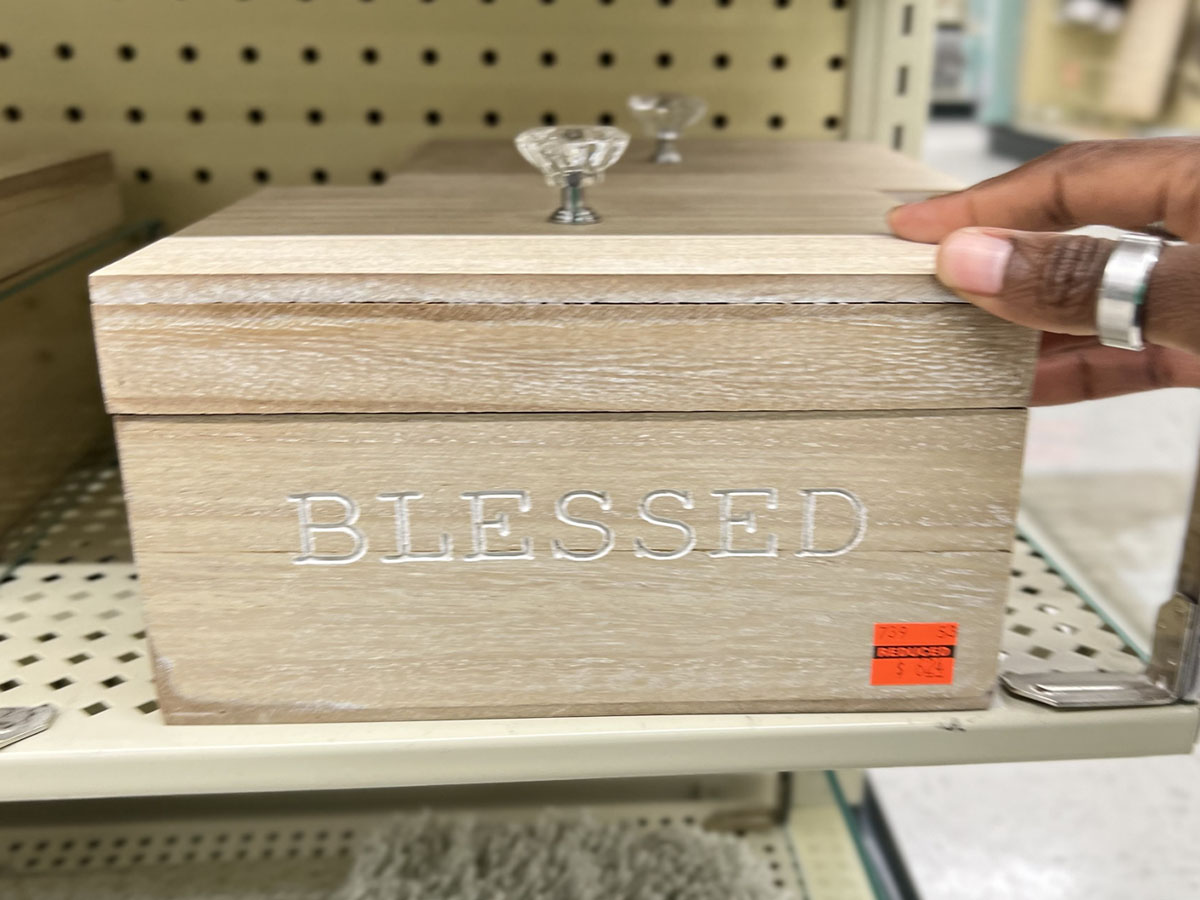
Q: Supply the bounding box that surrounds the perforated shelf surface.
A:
[0,773,876,900]
[0,463,1196,803]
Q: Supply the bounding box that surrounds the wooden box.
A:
[0,152,123,545]
[91,154,1037,724]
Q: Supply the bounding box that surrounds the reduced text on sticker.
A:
[871,622,958,686]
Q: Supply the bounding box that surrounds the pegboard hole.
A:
[481,49,498,66]
[1074,644,1099,658]
[187,108,205,125]
[301,46,320,64]
[483,110,501,127]
[126,107,144,124]
[598,50,614,67]
[541,111,557,126]
[713,53,730,69]
[67,652,91,664]
[180,45,198,63]
[1028,645,1053,660]
[117,44,136,62]
[64,106,84,123]
[713,113,728,129]
[307,108,324,125]
[656,51,673,68]
[366,108,383,125]
[424,109,441,126]
[55,42,74,60]
[247,108,266,125]
[829,55,845,70]
[0,679,19,692]
[768,114,785,130]
[117,650,140,663]
[369,169,386,184]
[134,168,152,183]
[540,50,557,67]
[0,43,10,59]
[771,54,788,70]
[138,700,160,714]
[16,655,40,667]
[253,168,270,184]
[362,47,379,64]
[82,701,109,716]
[101,675,126,688]
[597,111,614,125]
[3,105,20,122]
[312,168,328,184]
[49,677,73,690]
[422,48,438,65]
[242,46,259,63]
[1010,623,1033,636]
[195,168,212,184]
[824,115,841,130]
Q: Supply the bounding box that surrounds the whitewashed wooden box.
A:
[90,150,1037,724]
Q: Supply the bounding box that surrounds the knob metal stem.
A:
[652,136,682,165]
[552,175,599,225]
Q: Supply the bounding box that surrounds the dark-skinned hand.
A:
[888,137,1200,405]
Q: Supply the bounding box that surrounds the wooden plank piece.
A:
[93,301,1037,414]
[116,410,1025,723]
[0,151,122,281]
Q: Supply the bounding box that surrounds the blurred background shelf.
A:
[0,462,1194,804]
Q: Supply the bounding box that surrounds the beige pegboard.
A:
[0,0,906,231]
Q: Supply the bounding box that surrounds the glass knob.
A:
[627,92,707,164]
[515,125,631,225]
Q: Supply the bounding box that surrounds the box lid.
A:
[90,170,1035,416]
[95,178,935,281]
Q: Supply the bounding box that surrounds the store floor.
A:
[868,120,1200,900]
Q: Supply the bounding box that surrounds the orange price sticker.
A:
[871,622,957,686]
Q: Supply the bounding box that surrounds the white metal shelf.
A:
[0,773,874,900]
[0,463,1196,803]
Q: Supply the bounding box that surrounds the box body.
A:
[0,152,122,545]
[91,145,1036,724]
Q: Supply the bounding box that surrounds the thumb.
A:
[934,227,1200,354]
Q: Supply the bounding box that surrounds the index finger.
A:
[888,137,1200,243]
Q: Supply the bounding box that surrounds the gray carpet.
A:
[1,812,796,900]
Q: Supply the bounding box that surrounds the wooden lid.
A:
[95,177,936,281]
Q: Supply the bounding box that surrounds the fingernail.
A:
[938,230,1012,295]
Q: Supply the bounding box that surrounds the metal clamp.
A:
[0,704,56,750]
[1003,462,1200,709]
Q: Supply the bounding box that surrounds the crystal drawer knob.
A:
[515,125,630,225]
[628,93,707,164]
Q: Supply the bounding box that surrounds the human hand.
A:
[888,138,1200,405]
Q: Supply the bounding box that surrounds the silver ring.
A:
[1096,232,1163,351]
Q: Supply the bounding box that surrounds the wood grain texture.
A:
[93,301,1038,414]
[394,139,966,193]
[180,181,902,237]
[116,411,1025,723]
[0,244,116,546]
[91,182,937,280]
[96,232,936,278]
[0,151,122,281]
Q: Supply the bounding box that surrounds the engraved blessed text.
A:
[286,489,867,565]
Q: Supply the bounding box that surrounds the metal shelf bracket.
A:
[1004,457,1200,710]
